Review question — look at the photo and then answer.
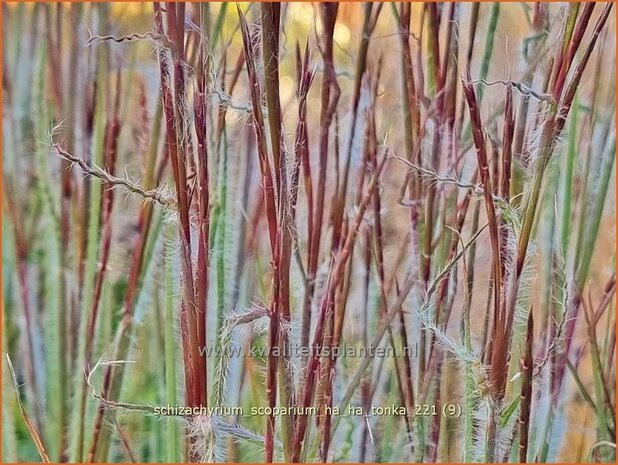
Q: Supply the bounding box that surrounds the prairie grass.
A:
[2,2,616,463]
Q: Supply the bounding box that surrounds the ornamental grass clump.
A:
[2,2,615,463]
